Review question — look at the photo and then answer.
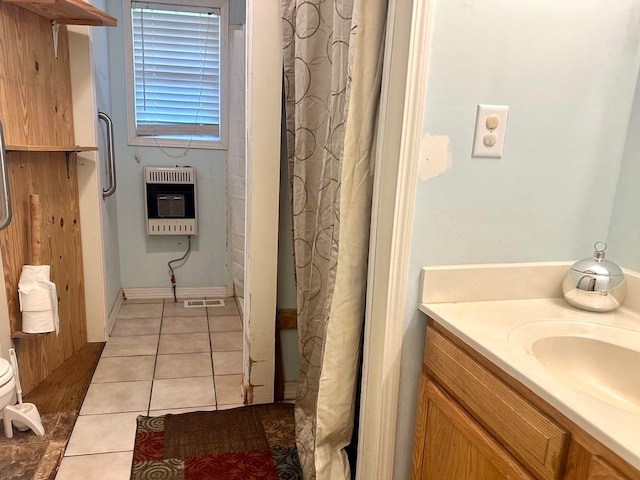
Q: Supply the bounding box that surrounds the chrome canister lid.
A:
[569,241,624,277]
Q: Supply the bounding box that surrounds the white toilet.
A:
[0,353,45,438]
[0,358,16,411]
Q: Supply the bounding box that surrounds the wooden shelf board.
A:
[3,0,117,27]
[6,145,98,152]
[12,331,50,339]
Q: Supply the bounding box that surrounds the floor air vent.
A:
[183,299,225,308]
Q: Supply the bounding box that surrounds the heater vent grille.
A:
[146,167,195,184]
[184,299,225,308]
[145,166,197,236]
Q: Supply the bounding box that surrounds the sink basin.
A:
[509,320,640,414]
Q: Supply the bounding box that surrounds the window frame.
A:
[123,0,228,150]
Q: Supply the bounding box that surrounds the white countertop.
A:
[419,263,640,471]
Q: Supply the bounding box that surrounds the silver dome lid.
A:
[569,241,624,277]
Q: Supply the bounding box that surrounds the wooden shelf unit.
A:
[0,0,91,395]
[5,147,98,178]
[3,0,116,27]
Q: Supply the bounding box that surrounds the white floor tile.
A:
[80,381,152,415]
[163,296,204,303]
[161,316,208,334]
[65,412,142,456]
[162,302,208,317]
[68,296,254,466]
[101,335,158,357]
[150,376,215,411]
[212,351,243,375]
[207,303,240,316]
[117,303,163,319]
[211,331,243,351]
[214,374,244,405]
[123,298,164,304]
[158,333,211,354]
[56,451,133,480]
[154,352,212,379]
[110,318,161,336]
[92,356,155,383]
[209,315,243,332]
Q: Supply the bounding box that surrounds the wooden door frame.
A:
[68,25,110,343]
[356,0,433,477]
[243,0,281,405]
[243,0,434,475]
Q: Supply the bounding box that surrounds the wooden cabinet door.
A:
[587,457,629,480]
[564,441,631,480]
[412,376,535,480]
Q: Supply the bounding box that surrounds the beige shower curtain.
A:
[282,1,388,478]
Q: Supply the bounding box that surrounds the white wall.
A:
[277,110,298,382]
[608,70,640,271]
[92,0,122,316]
[229,0,246,25]
[277,147,296,310]
[394,1,640,477]
[106,2,227,289]
[228,26,246,298]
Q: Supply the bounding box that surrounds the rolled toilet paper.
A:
[18,265,59,335]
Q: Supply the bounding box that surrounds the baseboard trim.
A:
[284,381,296,401]
[235,296,244,321]
[122,287,228,300]
[107,290,124,336]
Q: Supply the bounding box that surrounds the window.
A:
[124,0,227,148]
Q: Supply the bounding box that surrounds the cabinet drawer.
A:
[425,327,570,480]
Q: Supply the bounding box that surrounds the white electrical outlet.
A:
[472,104,509,158]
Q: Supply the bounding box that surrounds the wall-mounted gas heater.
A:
[144,167,197,236]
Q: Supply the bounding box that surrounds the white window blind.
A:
[131,2,221,140]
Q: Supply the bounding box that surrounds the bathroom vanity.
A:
[412,264,640,480]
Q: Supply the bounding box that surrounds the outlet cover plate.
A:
[472,104,509,158]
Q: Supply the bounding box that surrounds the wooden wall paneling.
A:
[50,24,74,146]
[0,152,86,392]
[0,4,29,143]
[0,3,74,146]
[0,152,87,394]
[0,3,87,395]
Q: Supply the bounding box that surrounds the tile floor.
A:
[55,297,245,480]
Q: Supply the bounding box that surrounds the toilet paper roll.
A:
[18,265,59,335]
[20,289,51,312]
[21,310,56,334]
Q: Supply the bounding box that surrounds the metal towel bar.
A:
[98,112,116,198]
[0,122,12,230]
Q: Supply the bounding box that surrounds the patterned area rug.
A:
[131,403,302,480]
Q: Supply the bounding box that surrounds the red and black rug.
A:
[131,403,302,480]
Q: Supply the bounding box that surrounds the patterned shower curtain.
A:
[281,1,388,478]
